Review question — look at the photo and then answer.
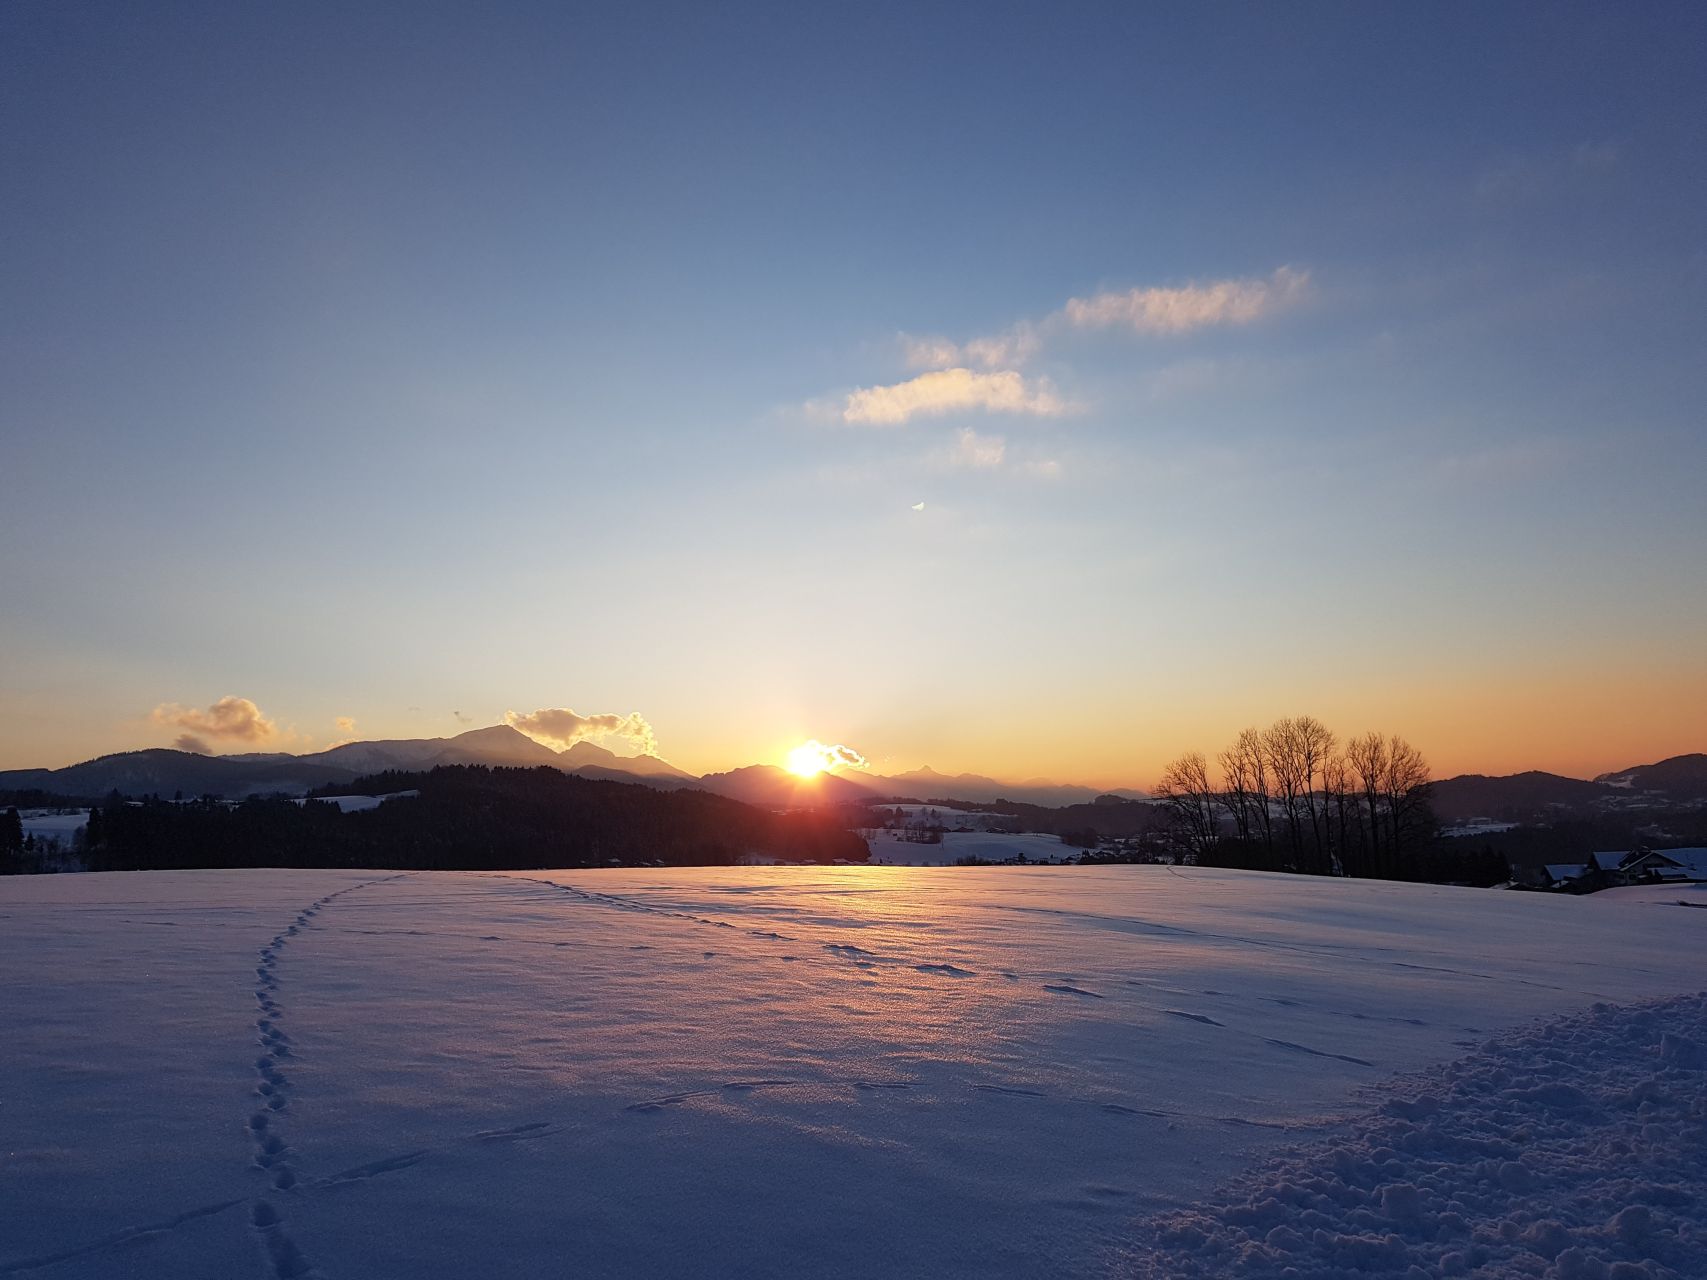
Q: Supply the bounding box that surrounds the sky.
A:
[3,2,1705,785]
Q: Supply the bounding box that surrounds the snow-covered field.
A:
[865,829,1073,865]
[876,805,1013,831]
[16,808,89,843]
[2,866,1704,1279]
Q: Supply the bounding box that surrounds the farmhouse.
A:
[1545,847,1707,893]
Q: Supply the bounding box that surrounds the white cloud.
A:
[1062,267,1311,334]
[505,707,658,755]
[335,716,357,734]
[152,696,279,746]
[843,368,1067,426]
[950,427,1006,469]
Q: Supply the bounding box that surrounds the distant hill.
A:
[877,766,1146,808]
[299,725,565,774]
[560,739,695,779]
[1429,771,1614,823]
[15,725,1694,820]
[1431,754,1707,824]
[0,749,359,801]
[1595,753,1707,801]
[0,725,699,801]
[696,765,880,808]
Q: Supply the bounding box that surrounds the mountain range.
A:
[0,725,1143,809]
[5,728,1703,820]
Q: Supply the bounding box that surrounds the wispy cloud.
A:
[927,427,1060,478]
[843,368,1067,426]
[1474,141,1620,208]
[818,266,1309,433]
[335,716,357,734]
[506,707,658,755]
[900,267,1310,376]
[1061,266,1311,334]
[152,696,279,748]
[950,427,1006,468]
[902,324,1042,372]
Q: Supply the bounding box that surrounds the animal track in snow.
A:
[240,874,404,1278]
[0,1199,245,1276]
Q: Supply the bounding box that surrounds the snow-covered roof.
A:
[1647,847,1707,876]
[1593,848,1707,877]
[1544,863,1587,882]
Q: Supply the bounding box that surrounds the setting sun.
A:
[785,742,830,778]
[783,739,868,778]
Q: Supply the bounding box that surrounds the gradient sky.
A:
[3,3,1704,784]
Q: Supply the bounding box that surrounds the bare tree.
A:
[1155,751,1219,861]
[1383,735,1434,858]
[1322,751,1354,876]
[1346,731,1390,876]
[1293,715,1337,873]
[1215,739,1256,844]
[1261,719,1312,871]
[1238,726,1275,855]
[1157,721,1432,880]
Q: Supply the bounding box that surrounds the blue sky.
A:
[3,2,1704,780]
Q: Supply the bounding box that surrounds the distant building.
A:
[1543,847,1707,893]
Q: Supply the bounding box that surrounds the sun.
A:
[785,742,830,778]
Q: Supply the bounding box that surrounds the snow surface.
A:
[874,805,1013,831]
[1120,991,1707,1278]
[16,809,89,842]
[288,792,420,814]
[865,829,1073,865]
[1441,821,1520,838]
[2,865,1704,1279]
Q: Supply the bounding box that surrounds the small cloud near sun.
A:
[785,740,869,777]
[912,501,925,511]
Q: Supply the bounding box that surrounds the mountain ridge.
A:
[3,732,1702,817]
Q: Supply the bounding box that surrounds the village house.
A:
[1542,847,1707,893]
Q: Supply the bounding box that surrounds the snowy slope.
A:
[865,829,1075,865]
[2,866,1703,1279]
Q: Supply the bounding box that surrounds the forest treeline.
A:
[1154,716,1502,884]
[82,765,870,872]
